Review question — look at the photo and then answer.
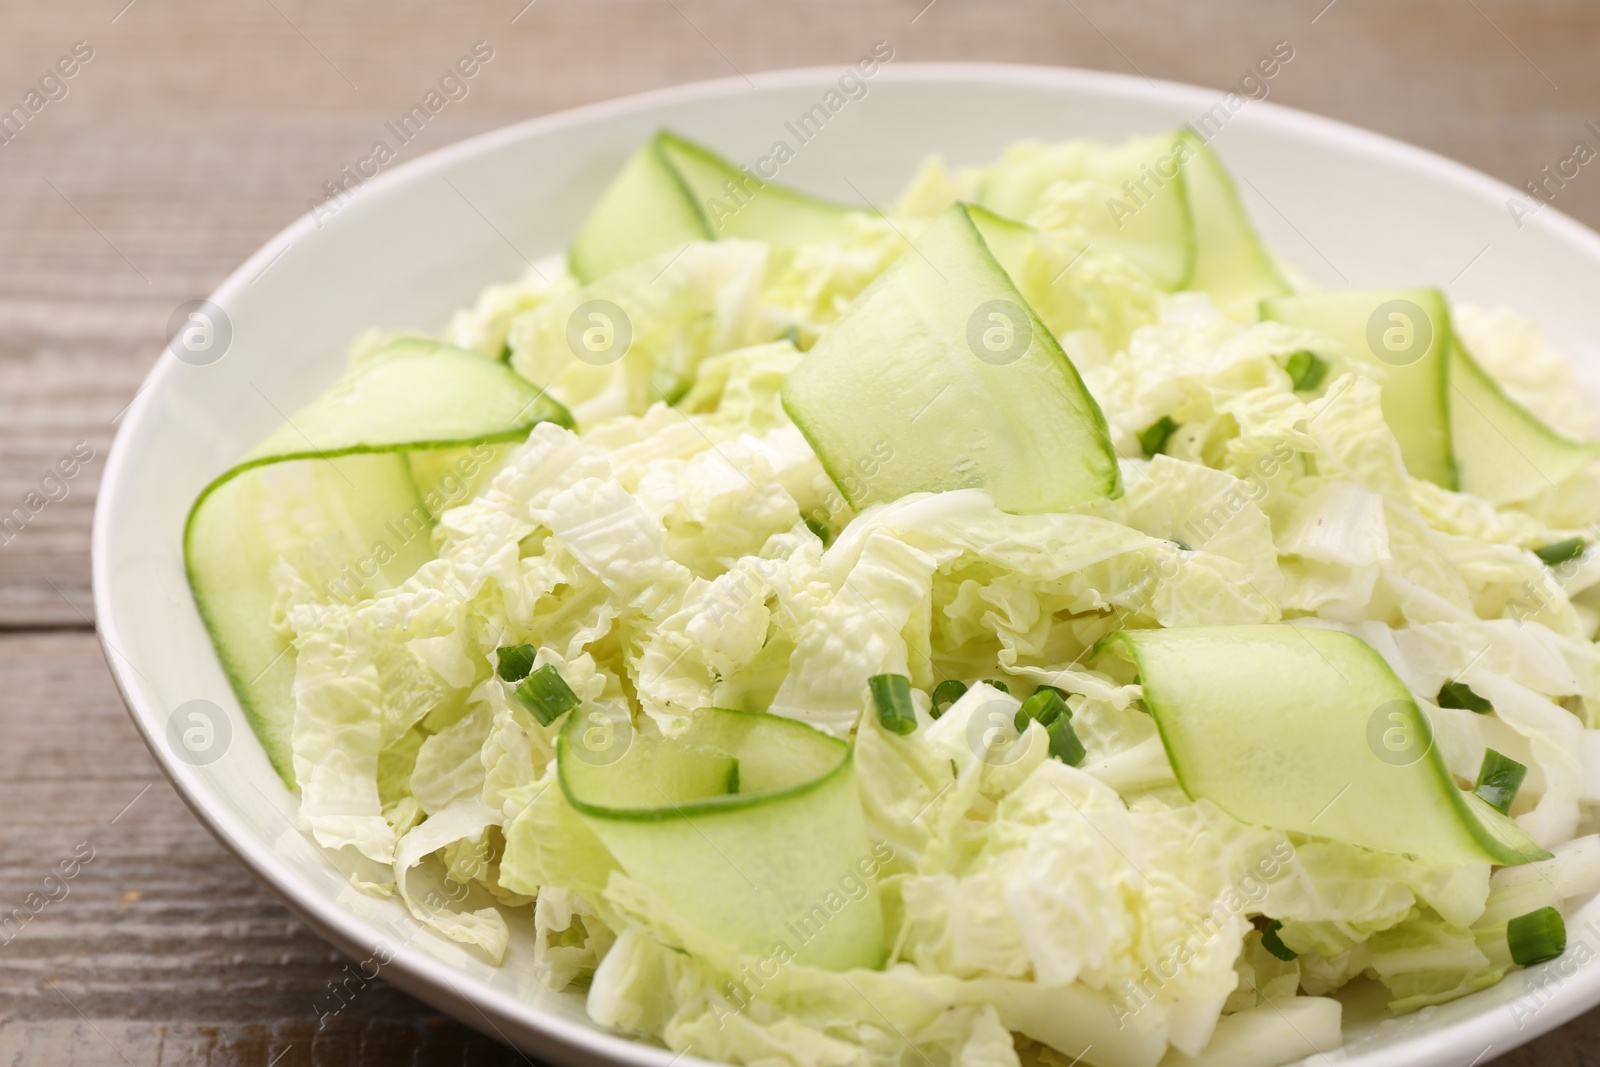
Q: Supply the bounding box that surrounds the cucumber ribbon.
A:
[569,130,866,284]
[1099,625,1550,867]
[559,705,886,971]
[184,341,573,786]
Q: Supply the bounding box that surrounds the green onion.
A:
[1507,906,1567,966]
[1261,919,1298,961]
[869,674,917,735]
[495,644,538,683]
[1015,688,1069,730]
[930,679,968,719]
[1474,749,1528,816]
[1534,538,1586,566]
[983,678,1010,694]
[514,664,582,726]
[1138,416,1179,458]
[1437,681,1493,715]
[1033,684,1070,705]
[1284,350,1328,392]
[1015,688,1085,765]
[803,514,831,544]
[1045,715,1087,766]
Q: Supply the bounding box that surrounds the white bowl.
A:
[94,63,1600,1067]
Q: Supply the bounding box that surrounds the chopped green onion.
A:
[1044,715,1087,766]
[1284,350,1328,392]
[930,679,968,719]
[495,643,538,683]
[514,664,582,726]
[1507,906,1567,966]
[983,678,1010,694]
[1033,684,1071,706]
[1014,688,1085,765]
[803,514,831,544]
[1534,538,1586,566]
[1015,688,1069,731]
[1260,919,1298,961]
[1474,748,1528,816]
[1437,681,1493,715]
[1138,416,1179,458]
[869,673,917,735]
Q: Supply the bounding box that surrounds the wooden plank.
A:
[0,1021,526,1067]
[0,631,150,780]
[0,633,524,1064]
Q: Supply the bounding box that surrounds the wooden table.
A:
[3,1,1597,1063]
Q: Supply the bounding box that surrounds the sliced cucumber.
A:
[248,344,566,455]
[1098,625,1549,866]
[654,131,861,246]
[780,204,1120,513]
[1261,288,1457,489]
[187,454,432,787]
[568,138,710,284]
[977,133,1195,290]
[1451,341,1600,505]
[1260,289,1599,499]
[963,203,1036,273]
[185,343,572,786]
[568,131,863,284]
[559,706,884,970]
[1175,130,1291,320]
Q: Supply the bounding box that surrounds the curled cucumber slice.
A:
[1175,129,1291,321]
[782,203,1119,513]
[1262,287,1600,500]
[1262,288,1457,489]
[1451,340,1600,506]
[559,705,886,970]
[185,342,572,786]
[1098,624,1550,867]
[569,130,864,284]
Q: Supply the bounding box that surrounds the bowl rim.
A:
[92,60,1600,1067]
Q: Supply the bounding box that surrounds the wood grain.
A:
[3,0,1599,1063]
[0,633,526,1066]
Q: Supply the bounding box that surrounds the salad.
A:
[185,128,1600,1067]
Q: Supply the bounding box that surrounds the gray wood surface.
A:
[2,0,1598,1063]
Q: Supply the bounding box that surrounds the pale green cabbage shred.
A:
[265,140,1600,1067]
